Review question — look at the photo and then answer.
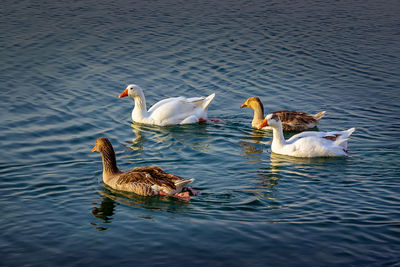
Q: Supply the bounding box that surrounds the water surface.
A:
[1,0,399,266]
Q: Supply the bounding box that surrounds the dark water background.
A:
[1,0,399,266]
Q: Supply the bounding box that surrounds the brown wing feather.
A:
[125,182,155,196]
[272,110,318,131]
[117,166,177,190]
[131,166,184,183]
[130,166,164,172]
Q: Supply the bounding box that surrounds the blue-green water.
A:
[1,0,400,266]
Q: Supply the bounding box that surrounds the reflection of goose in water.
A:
[270,153,314,175]
[91,194,115,231]
[90,188,192,230]
[269,153,347,176]
[238,129,267,163]
[128,123,147,152]
[255,171,280,193]
[128,123,214,154]
[254,154,346,202]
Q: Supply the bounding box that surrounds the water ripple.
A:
[1,0,399,265]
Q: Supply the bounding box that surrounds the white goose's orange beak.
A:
[91,146,97,152]
[258,119,268,129]
[119,89,128,98]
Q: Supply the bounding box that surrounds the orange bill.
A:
[119,89,128,98]
[258,119,268,129]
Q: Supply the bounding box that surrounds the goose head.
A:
[92,137,119,175]
[119,84,143,98]
[240,97,263,111]
[258,113,281,129]
[91,137,114,153]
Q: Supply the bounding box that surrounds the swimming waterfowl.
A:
[119,84,216,126]
[240,97,326,131]
[259,113,355,157]
[92,137,194,198]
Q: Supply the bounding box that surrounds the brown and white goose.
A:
[258,113,355,157]
[92,137,194,199]
[240,97,326,131]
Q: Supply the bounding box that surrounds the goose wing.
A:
[117,167,177,189]
[273,110,318,131]
[287,130,348,144]
[147,94,215,125]
[131,166,185,183]
[148,97,182,113]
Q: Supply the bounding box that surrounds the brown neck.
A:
[100,147,119,176]
[251,101,265,127]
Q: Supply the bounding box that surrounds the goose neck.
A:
[252,102,265,128]
[271,124,286,148]
[100,148,120,180]
[132,91,148,119]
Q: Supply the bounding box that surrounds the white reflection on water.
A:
[128,122,215,153]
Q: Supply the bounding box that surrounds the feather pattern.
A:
[92,137,194,196]
[241,97,326,131]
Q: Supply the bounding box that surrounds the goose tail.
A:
[174,178,194,192]
[202,93,216,110]
[344,127,355,137]
[175,178,195,188]
[335,128,355,149]
[335,138,349,149]
[313,111,326,121]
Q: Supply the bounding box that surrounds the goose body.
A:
[259,114,355,157]
[241,97,326,131]
[119,84,215,126]
[92,137,194,198]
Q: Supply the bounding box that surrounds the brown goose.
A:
[240,97,326,131]
[92,137,194,199]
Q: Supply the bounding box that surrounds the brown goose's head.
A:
[92,137,114,153]
[92,137,119,175]
[240,97,264,111]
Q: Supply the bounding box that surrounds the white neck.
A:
[132,90,148,119]
[271,122,286,150]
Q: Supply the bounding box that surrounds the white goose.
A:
[119,84,216,126]
[259,113,355,157]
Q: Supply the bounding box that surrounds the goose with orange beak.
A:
[259,113,355,157]
[119,84,215,126]
[241,96,326,131]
